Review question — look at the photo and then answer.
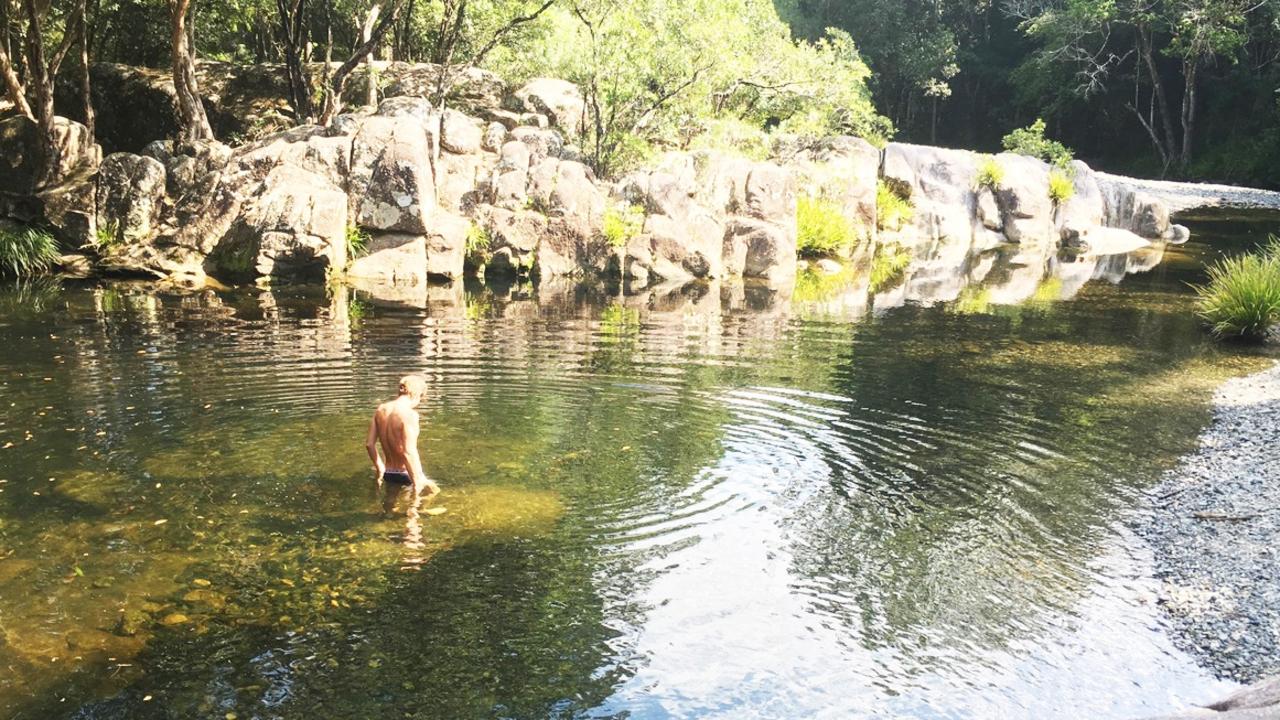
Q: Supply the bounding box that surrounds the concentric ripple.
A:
[0,235,1270,719]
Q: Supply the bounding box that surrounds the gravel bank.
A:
[1141,362,1280,684]
[1099,172,1280,215]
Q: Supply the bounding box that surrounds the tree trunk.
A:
[21,0,58,187]
[1138,24,1180,168]
[170,0,214,142]
[362,4,381,108]
[277,0,314,122]
[317,0,401,124]
[1180,59,1198,172]
[76,0,94,138]
[0,38,32,118]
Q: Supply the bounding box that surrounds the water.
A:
[2,213,1279,719]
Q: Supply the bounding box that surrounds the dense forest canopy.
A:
[2,0,1278,185]
[779,0,1280,186]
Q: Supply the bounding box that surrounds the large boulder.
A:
[426,212,469,280]
[350,116,435,234]
[512,79,585,137]
[441,109,483,155]
[347,233,427,286]
[994,153,1053,245]
[881,143,978,245]
[208,165,347,280]
[0,114,100,195]
[723,218,797,285]
[96,153,167,245]
[1097,176,1174,239]
[788,136,880,239]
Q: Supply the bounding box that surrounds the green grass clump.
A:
[0,224,60,277]
[345,225,371,259]
[466,222,491,255]
[1047,170,1075,204]
[975,157,1005,191]
[602,205,645,248]
[876,181,914,232]
[796,196,857,257]
[869,243,912,293]
[1194,238,1280,341]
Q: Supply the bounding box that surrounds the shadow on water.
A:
[3,209,1280,718]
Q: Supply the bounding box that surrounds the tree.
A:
[1006,0,1256,173]
[170,0,215,141]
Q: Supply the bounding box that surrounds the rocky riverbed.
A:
[1142,362,1280,686]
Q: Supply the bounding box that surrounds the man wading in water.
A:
[366,375,441,516]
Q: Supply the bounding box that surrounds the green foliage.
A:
[1047,170,1075,204]
[685,118,771,161]
[975,157,1005,190]
[345,225,371,259]
[876,181,914,232]
[0,224,60,278]
[466,223,491,256]
[93,222,121,251]
[602,205,645,249]
[869,243,912,293]
[1002,119,1074,169]
[796,196,856,257]
[496,1,890,176]
[1194,238,1280,341]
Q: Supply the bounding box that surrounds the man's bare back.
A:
[366,375,439,498]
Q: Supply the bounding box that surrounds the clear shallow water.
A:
[1,215,1279,719]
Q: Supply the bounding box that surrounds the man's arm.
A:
[402,412,439,495]
[366,412,385,477]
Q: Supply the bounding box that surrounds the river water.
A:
[1,212,1278,719]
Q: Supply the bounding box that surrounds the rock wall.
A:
[6,64,1190,292]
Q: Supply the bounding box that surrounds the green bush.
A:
[1047,170,1075,204]
[1195,238,1280,341]
[1002,119,1074,169]
[975,157,1005,190]
[876,181,914,232]
[796,196,857,257]
[0,224,60,277]
[869,243,912,293]
[602,205,645,248]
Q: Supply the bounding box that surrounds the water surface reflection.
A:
[1,221,1277,718]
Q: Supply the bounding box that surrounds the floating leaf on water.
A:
[72,566,84,577]
[424,507,448,516]
[191,578,211,588]
[153,519,167,526]
[279,578,295,587]
[160,613,189,626]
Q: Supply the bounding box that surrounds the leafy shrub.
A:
[466,222,491,255]
[797,196,857,257]
[975,157,1005,190]
[876,181,914,232]
[1047,170,1075,204]
[92,221,121,250]
[0,224,60,277]
[869,243,912,293]
[345,225,371,259]
[1002,119,1074,169]
[602,205,645,248]
[1194,238,1280,341]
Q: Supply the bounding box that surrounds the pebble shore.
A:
[1141,362,1280,684]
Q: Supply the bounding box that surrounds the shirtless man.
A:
[366,375,440,507]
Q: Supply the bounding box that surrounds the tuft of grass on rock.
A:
[1048,170,1075,205]
[602,205,645,248]
[1195,237,1280,341]
[876,181,914,232]
[0,223,60,277]
[797,195,857,257]
[975,157,1005,191]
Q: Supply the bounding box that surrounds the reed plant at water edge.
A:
[0,224,60,277]
[1194,236,1280,341]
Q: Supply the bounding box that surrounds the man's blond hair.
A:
[398,375,427,400]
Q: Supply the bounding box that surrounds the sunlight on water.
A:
[1,212,1279,718]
